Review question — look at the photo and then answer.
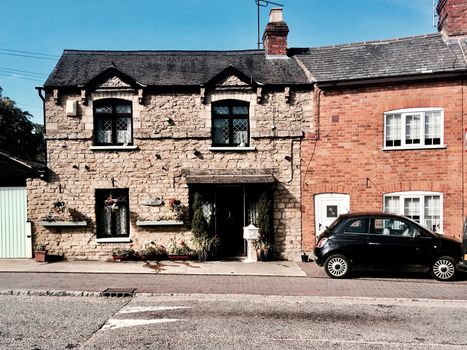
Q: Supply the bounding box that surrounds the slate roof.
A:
[292,33,467,83]
[44,50,310,88]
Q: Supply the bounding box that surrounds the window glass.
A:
[425,111,441,145]
[213,106,229,115]
[383,192,442,233]
[425,195,441,232]
[115,104,131,114]
[95,105,112,114]
[213,119,229,144]
[384,196,400,214]
[404,197,421,222]
[94,99,132,146]
[385,114,401,147]
[212,101,249,147]
[233,106,248,115]
[384,109,443,149]
[345,219,369,234]
[96,189,129,238]
[405,114,421,145]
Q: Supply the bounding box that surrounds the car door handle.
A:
[368,242,381,245]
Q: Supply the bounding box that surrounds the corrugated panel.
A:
[0,187,28,258]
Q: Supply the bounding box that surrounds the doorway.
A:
[216,186,245,257]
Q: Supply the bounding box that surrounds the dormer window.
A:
[212,100,249,147]
[94,99,133,146]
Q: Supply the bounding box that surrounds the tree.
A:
[0,87,45,161]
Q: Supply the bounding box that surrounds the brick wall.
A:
[302,79,467,250]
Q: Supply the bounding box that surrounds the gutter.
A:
[314,71,467,89]
[35,86,47,167]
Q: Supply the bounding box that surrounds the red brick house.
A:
[299,0,467,250]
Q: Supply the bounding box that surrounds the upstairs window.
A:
[383,191,443,233]
[384,108,443,150]
[212,101,249,147]
[94,99,133,146]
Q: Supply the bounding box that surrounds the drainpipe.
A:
[36,87,47,167]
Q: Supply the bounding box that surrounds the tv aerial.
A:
[256,0,284,49]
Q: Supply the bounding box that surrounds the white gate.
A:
[0,187,31,258]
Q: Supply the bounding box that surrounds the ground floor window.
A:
[96,189,129,238]
[383,191,442,233]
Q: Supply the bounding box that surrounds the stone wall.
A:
[28,86,312,260]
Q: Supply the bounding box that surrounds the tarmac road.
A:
[1,294,467,350]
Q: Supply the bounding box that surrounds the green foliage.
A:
[257,192,271,241]
[191,193,206,237]
[0,87,45,161]
[191,192,218,259]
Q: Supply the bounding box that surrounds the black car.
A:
[456,217,467,273]
[314,213,462,281]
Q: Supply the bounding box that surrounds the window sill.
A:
[383,145,447,151]
[38,221,87,227]
[209,146,256,152]
[90,145,138,151]
[96,237,131,243]
[136,220,184,226]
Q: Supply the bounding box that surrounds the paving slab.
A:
[0,259,306,277]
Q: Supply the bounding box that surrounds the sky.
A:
[1,0,436,124]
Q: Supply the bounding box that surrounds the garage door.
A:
[0,187,31,258]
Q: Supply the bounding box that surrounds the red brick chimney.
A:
[437,0,467,36]
[263,8,289,56]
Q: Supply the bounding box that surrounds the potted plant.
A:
[168,239,193,260]
[34,244,47,262]
[111,245,139,261]
[301,251,310,262]
[142,242,168,261]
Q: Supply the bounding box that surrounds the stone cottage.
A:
[30,9,313,260]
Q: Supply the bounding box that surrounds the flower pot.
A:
[168,254,190,261]
[34,250,47,263]
[301,254,309,262]
[112,255,128,261]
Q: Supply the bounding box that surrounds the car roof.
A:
[338,212,413,220]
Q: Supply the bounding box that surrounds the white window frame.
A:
[383,191,443,234]
[383,108,445,150]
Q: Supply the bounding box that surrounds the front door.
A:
[216,186,245,257]
[315,193,350,238]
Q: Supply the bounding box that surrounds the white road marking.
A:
[118,306,192,314]
[102,318,180,330]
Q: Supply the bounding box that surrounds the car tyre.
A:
[431,256,457,281]
[324,254,351,279]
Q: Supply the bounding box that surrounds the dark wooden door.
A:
[216,187,245,257]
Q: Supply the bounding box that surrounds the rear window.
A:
[345,218,369,234]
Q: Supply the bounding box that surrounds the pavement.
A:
[3,258,467,300]
[0,258,308,277]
